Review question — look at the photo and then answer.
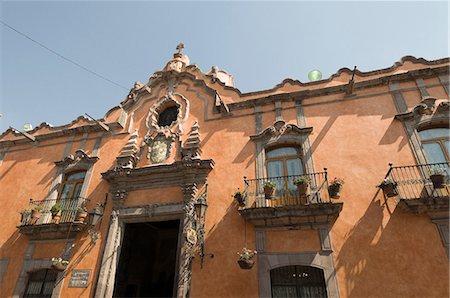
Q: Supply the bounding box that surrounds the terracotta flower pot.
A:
[75,211,88,223]
[328,184,342,199]
[264,186,275,199]
[430,174,446,189]
[31,210,41,219]
[238,259,255,270]
[296,183,309,196]
[379,182,398,197]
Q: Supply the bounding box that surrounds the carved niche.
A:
[144,92,190,164]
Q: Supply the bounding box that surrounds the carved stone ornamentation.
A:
[146,133,174,164]
[54,149,99,172]
[178,182,198,298]
[250,120,313,147]
[182,122,201,160]
[395,96,450,128]
[116,130,139,169]
[112,189,128,209]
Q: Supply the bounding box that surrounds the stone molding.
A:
[103,159,214,208]
[239,202,343,229]
[395,97,449,165]
[257,252,340,298]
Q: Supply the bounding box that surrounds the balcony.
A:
[18,197,90,240]
[384,162,449,216]
[238,170,343,229]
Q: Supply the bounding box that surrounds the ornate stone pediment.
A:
[395,97,450,127]
[250,120,313,146]
[54,149,98,172]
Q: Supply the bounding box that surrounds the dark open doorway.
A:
[113,220,180,297]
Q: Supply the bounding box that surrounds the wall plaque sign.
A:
[68,270,90,288]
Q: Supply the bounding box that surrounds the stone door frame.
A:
[94,202,185,298]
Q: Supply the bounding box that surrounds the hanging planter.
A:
[429,168,447,189]
[328,178,344,199]
[233,189,245,207]
[238,259,255,270]
[51,257,69,272]
[378,179,398,197]
[263,181,276,199]
[237,248,257,270]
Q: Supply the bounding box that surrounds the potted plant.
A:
[263,180,276,199]
[31,206,42,219]
[237,247,257,270]
[75,207,88,223]
[429,168,447,189]
[233,189,245,207]
[328,177,344,199]
[293,175,310,196]
[378,178,398,197]
[19,209,29,225]
[51,257,69,271]
[51,203,63,223]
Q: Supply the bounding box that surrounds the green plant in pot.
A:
[429,168,447,189]
[263,180,276,199]
[51,257,69,271]
[293,175,310,196]
[378,178,398,197]
[237,247,257,270]
[50,203,63,223]
[51,203,62,216]
[328,177,344,199]
[233,189,245,207]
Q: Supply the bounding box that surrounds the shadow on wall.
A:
[335,189,448,297]
[190,197,258,297]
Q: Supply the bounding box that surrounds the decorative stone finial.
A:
[176,43,185,54]
[164,43,190,72]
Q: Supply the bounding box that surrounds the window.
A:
[271,265,327,298]
[418,128,449,163]
[157,106,178,127]
[266,147,304,194]
[24,269,57,298]
[58,171,86,200]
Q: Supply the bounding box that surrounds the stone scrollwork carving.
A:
[250,120,313,147]
[112,189,128,209]
[395,96,450,128]
[54,149,99,172]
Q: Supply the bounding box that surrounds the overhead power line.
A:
[0,20,128,90]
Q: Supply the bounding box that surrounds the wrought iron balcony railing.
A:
[19,197,89,226]
[385,162,449,202]
[243,170,331,208]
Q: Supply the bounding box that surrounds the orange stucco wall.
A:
[0,56,448,298]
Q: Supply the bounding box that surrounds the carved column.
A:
[95,211,122,298]
[177,183,198,298]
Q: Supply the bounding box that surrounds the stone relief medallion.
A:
[186,228,197,245]
[146,134,172,163]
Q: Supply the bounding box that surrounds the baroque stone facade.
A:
[0,49,449,298]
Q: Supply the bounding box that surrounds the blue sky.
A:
[0,1,448,132]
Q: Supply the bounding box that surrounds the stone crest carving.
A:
[146,133,174,163]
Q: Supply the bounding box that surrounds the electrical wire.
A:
[0,19,128,90]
